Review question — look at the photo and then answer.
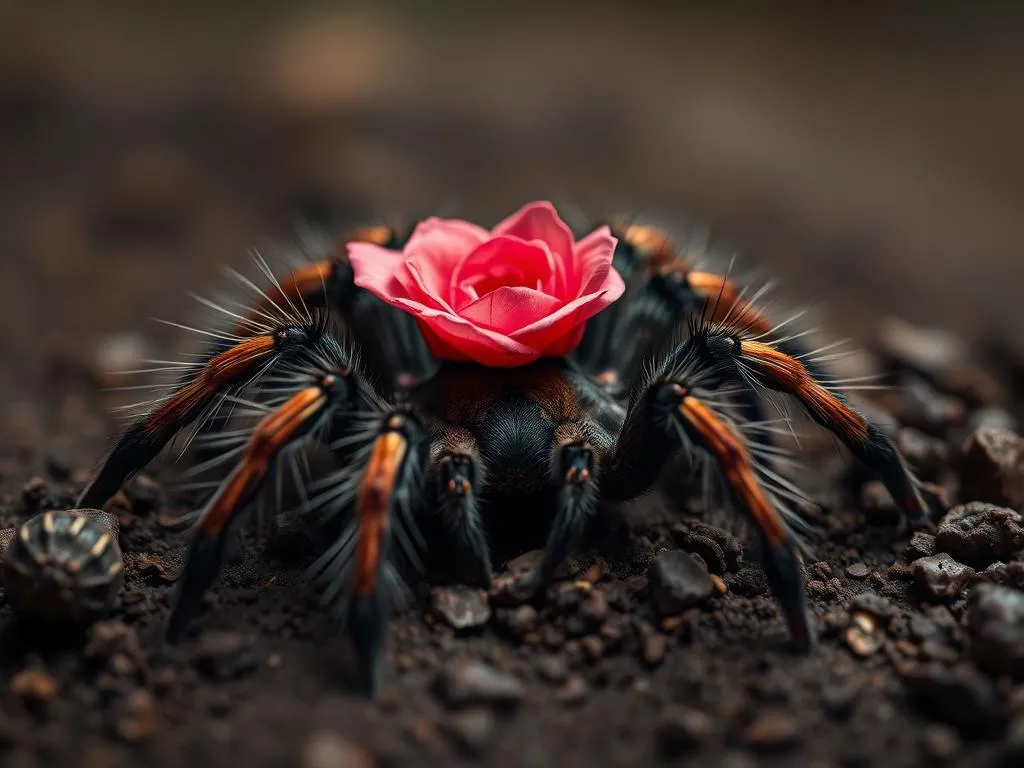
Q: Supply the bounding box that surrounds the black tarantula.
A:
[77,204,930,695]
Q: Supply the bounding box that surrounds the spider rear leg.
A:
[433,431,491,587]
[699,330,931,527]
[164,358,366,642]
[605,374,813,652]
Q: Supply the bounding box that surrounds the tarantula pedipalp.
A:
[78,201,930,695]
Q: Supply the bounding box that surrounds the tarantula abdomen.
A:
[1,509,124,626]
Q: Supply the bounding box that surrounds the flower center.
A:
[450,236,556,309]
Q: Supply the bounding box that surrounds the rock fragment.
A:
[430,586,491,631]
[967,584,1024,678]
[912,553,976,601]
[654,706,713,756]
[649,550,714,616]
[960,428,1024,508]
[936,502,1024,563]
[435,661,524,710]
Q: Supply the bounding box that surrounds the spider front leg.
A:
[431,429,491,587]
[528,426,601,586]
[78,318,328,509]
[311,409,427,696]
[164,347,371,643]
[604,373,814,652]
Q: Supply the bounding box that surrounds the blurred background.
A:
[1,3,1022,399]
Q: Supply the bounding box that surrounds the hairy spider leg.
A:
[671,387,812,651]
[603,350,812,651]
[696,328,930,526]
[77,321,326,509]
[431,428,492,587]
[310,410,426,697]
[247,223,433,389]
[589,222,825,387]
[528,423,602,585]
[164,368,360,643]
[233,225,396,335]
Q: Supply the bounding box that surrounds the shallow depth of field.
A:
[1,6,1023,767]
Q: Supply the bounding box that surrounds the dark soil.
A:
[3,7,1024,768]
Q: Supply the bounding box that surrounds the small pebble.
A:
[845,563,870,580]
[654,706,713,756]
[966,584,1024,678]
[115,690,158,743]
[302,731,375,768]
[195,632,262,680]
[906,531,937,560]
[922,723,961,763]
[902,664,1001,735]
[844,613,883,657]
[742,710,801,752]
[557,676,589,707]
[642,633,668,667]
[9,668,58,712]
[960,428,1024,508]
[649,550,714,616]
[435,661,524,710]
[912,553,976,601]
[430,585,491,631]
[441,709,495,759]
[535,655,569,685]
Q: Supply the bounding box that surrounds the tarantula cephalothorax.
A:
[78,201,930,695]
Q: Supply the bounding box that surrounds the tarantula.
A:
[78,201,929,695]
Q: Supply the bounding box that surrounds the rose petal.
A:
[572,225,619,296]
[450,236,556,303]
[400,217,489,305]
[347,241,408,298]
[459,286,562,334]
[389,297,539,367]
[402,257,458,313]
[492,200,575,262]
[511,282,622,343]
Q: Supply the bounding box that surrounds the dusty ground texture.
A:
[3,6,1024,768]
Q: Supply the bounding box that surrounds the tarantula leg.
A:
[672,389,813,651]
[78,319,326,509]
[164,364,361,643]
[433,432,491,587]
[698,329,931,527]
[604,365,813,650]
[533,434,600,585]
[311,410,425,697]
[234,225,397,335]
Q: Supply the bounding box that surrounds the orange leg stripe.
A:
[198,386,326,538]
[679,396,788,547]
[145,334,276,436]
[687,272,775,337]
[740,341,869,442]
[353,431,408,598]
[344,225,397,247]
[622,224,678,271]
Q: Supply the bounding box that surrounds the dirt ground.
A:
[1,6,1024,767]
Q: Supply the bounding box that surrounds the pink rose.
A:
[347,201,624,367]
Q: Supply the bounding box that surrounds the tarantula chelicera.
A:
[78,201,930,694]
